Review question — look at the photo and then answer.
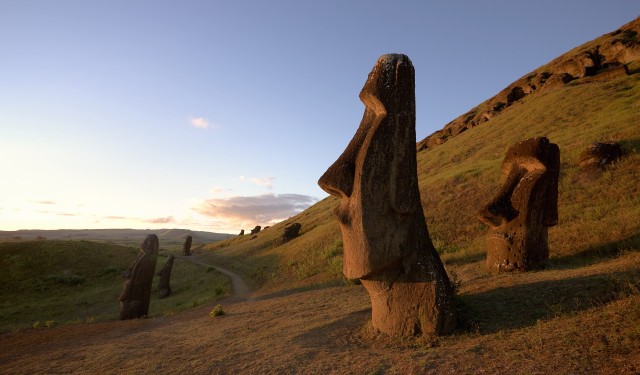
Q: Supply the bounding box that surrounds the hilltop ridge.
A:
[417,16,640,151]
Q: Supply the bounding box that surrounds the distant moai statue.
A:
[119,234,159,319]
[283,223,302,243]
[478,137,560,272]
[157,255,175,299]
[182,235,193,256]
[238,229,245,236]
[318,54,456,336]
[250,226,261,234]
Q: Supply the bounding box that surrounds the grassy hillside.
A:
[202,62,640,293]
[0,240,231,332]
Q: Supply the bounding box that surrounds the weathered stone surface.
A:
[578,141,625,170]
[575,141,625,183]
[238,229,245,236]
[318,54,455,336]
[250,226,261,234]
[119,234,159,319]
[478,137,560,272]
[157,255,175,299]
[182,235,192,256]
[283,222,302,243]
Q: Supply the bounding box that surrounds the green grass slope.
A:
[0,240,231,332]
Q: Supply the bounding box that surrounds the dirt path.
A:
[177,255,251,301]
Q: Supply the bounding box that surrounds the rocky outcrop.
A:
[283,223,302,243]
[119,235,159,319]
[575,141,625,182]
[182,235,192,256]
[318,54,456,336]
[157,255,175,299]
[478,137,560,272]
[578,141,625,169]
[417,17,640,152]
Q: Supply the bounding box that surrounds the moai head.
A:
[318,54,455,336]
[478,137,560,272]
[182,235,193,256]
[318,54,422,279]
[119,234,159,319]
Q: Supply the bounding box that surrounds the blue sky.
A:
[1,1,638,233]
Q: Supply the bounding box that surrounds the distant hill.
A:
[0,228,233,247]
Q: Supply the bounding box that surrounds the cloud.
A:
[193,193,317,227]
[145,216,176,224]
[105,216,127,220]
[240,176,274,189]
[189,116,211,129]
[33,200,56,205]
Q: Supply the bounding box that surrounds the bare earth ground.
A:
[1,253,639,374]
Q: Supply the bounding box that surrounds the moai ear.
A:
[544,143,560,226]
[387,58,418,215]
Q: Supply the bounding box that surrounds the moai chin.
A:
[318,54,455,336]
[182,235,193,256]
[119,234,159,319]
[478,137,560,272]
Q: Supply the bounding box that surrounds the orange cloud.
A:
[193,193,317,227]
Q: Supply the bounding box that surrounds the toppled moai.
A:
[318,54,456,336]
[575,141,625,182]
[157,255,175,299]
[250,226,261,234]
[182,235,193,256]
[283,222,302,243]
[119,234,159,319]
[478,137,560,272]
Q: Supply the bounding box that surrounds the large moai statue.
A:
[182,235,193,256]
[157,255,175,299]
[250,226,261,235]
[478,137,560,272]
[318,54,455,336]
[119,234,159,320]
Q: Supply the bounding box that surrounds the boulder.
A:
[578,141,625,170]
[478,137,560,272]
[318,54,456,336]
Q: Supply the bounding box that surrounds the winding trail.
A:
[177,255,251,302]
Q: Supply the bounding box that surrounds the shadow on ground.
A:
[550,232,640,270]
[456,268,639,334]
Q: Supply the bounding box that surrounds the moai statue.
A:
[182,235,193,256]
[239,229,245,236]
[250,226,261,235]
[478,137,560,272]
[283,222,302,243]
[157,255,175,299]
[318,54,455,336]
[119,234,159,320]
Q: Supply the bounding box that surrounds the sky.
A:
[1,1,638,234]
